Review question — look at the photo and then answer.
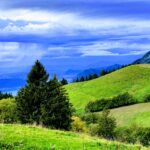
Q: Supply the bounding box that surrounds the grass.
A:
[96,103,150,127]
[65,64,150,113]
[0,124,146,150]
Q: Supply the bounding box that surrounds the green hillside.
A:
[97,103,150,127]
[0,124,145,150]
[65,65,150,113]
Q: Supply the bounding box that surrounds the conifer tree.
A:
[80,76,85,82]
[41,75,72,130]
[16,60,49,124]
[61,78,68,85]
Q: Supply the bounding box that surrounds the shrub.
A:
[115,125,150,146]
[0,98,18,123]
[82,113,98,124]
[115,126,137,144]
[137,127,150,146]
[71,116,87,132]
[96,110,116,139]
[85,93,136,112]
[144,94,150,102]
[89,123,99,136]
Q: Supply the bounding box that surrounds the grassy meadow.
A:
[65,64,150,113]
[96,103,150,127]
[0,124,146,150]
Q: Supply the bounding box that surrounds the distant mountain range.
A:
[133,51,150,64]
[1,51,150,93]
[65,64,122,80]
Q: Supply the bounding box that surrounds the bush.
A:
[89,123,99,136]
[137,127,150,146]
[115,126,150,146]
[88,110,116,139]
[96,110,116,139]
[82,113,98,124]
[71,116,87,132]
[0,98,18,123]
[144,94,150,102]
[85,93,136,112]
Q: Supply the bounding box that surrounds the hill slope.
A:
[0,124,145,150]
[96,103,150,127]
[65,65,150,113]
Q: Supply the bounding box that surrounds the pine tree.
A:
[100,69,106,76]
[41,75,72,130]
[27,60,49,86]
[76,78,79,82]
[61,78,68,85]
[80,76,85,82]
[16,60,49,124]
[92,74,98,79]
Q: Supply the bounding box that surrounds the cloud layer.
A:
[0,0,150,74]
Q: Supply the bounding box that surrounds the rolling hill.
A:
[0,124,145,150]
[96,103,150,127]
[65,64,150,113]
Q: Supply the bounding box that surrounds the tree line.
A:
[0,91,13,100]
[74,64,129,83]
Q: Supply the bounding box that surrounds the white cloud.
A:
[0,9,150,36]
[79,41,150,56]
[0,42,45,67]
[47,41,150,57]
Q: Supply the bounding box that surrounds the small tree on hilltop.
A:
[61,78,68,85]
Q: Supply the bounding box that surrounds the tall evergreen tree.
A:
[41,75,72,130]
[27,60,49,86]
[16,60,49,124]
[16,61,72,130]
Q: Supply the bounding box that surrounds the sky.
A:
[0,0,150,92]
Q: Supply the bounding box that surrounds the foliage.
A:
[71,116,87,132]
[61,78,68,85]
[115,126,150,146]
[41,75,72,130]
[16,60,48,124]
[82,113,98,124]
[16,60,72,130]
[144,94,150,102]
[0,98,17,123]
[85,93,136,112]
[0,91,13,100]
[96,110,116,139]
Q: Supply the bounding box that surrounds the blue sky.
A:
[0,0,150,92]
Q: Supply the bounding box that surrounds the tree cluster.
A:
[74,74,98,82]
[16,60,72,130]
[0,91,13,100]
[85,93,136,112]
[74,64,130,83]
